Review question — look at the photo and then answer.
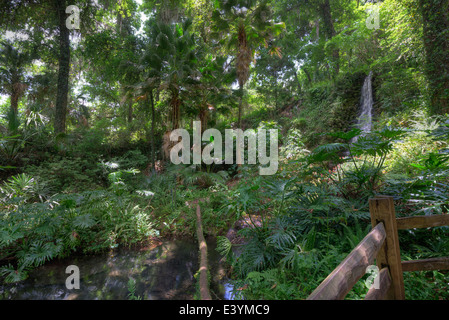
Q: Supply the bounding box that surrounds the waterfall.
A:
[351,71,373,144]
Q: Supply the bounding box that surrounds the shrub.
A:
[0,175,158,283]
[24,156,105,193]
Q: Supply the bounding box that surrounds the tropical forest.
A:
[0,0,449,302]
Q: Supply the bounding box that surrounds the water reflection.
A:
[0,240,233,300]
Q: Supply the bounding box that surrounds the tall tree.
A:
[53,0,70,134]
[318,0,339,75]
[0,0,103,134]
[185,54,235,132]
[141,0,185,24]
[145,19,200,130]
[212,0,285,128]
[418,0,449,114]
[0,41,32,115]
[80,0,143,131]
[121,64,160,172]
[122,18,199,169]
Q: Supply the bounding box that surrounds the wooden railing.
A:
[307,195,449,300]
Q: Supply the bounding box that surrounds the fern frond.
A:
[18,240,62,267]
[0,224,24,248]
[216,235,233,258]
[0,264,29,283]
[72,214,96,229]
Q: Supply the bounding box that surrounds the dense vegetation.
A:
[0,0,448,300]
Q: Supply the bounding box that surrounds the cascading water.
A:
[351,71,373,144]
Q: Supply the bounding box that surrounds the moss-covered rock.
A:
[328,71,368,134]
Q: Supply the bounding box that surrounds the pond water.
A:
[0,239,235,300]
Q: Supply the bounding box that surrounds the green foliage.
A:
[219,120,448,300]
[107,168,140,195]
[1,0,449,300]
[167,163,229,189]
[0,199,85,281]
[127,277,142,300]
[0,171,158,283]
[279,128,309,161]
[218,174,264,221]
[216,235,233,259]
[0,173,47,204]
[226,245,348,300]
[0,132,25,166]
[70,128,108,157]
[24,156,105,193]
[305,126,406,199]
[111,149,149,170]
[381,114,449,215]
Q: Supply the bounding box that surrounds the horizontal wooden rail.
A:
[402,257,449,272]
[307,222,386,300]
[364,267,392,300]
[396,214,449,230]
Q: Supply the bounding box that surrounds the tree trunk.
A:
[10,85,19,115]
[128,101,133,123]
[236,22,250,129]
[294,70,302,94]
[199,103,208,133]
[171,89,181,130]
[150,89,156,172]
[54,0,70,134]
[303,68,312,84]
[419,0,449,114]
[320,0,339,75]
[238,85,243,129]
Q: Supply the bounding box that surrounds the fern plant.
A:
[0,132,25,166]
[0,176,158,283]
[0,263,29,283]
[339,219,372,251]
[16,240,63,268]
[127,277,142,300]
[1,173,40,204]
[167,162,229,189]
[306,126,406,199]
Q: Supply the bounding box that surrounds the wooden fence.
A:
[307,195,449,300]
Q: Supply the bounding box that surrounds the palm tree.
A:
[120,51,161,173]
[157,20,200,131]
[211,0,285,128]
[138,19,199,131]
[0,42,32,116]
[121,19,199,170]
[185,54,235,133]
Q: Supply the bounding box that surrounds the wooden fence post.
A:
[369,196,405,300]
